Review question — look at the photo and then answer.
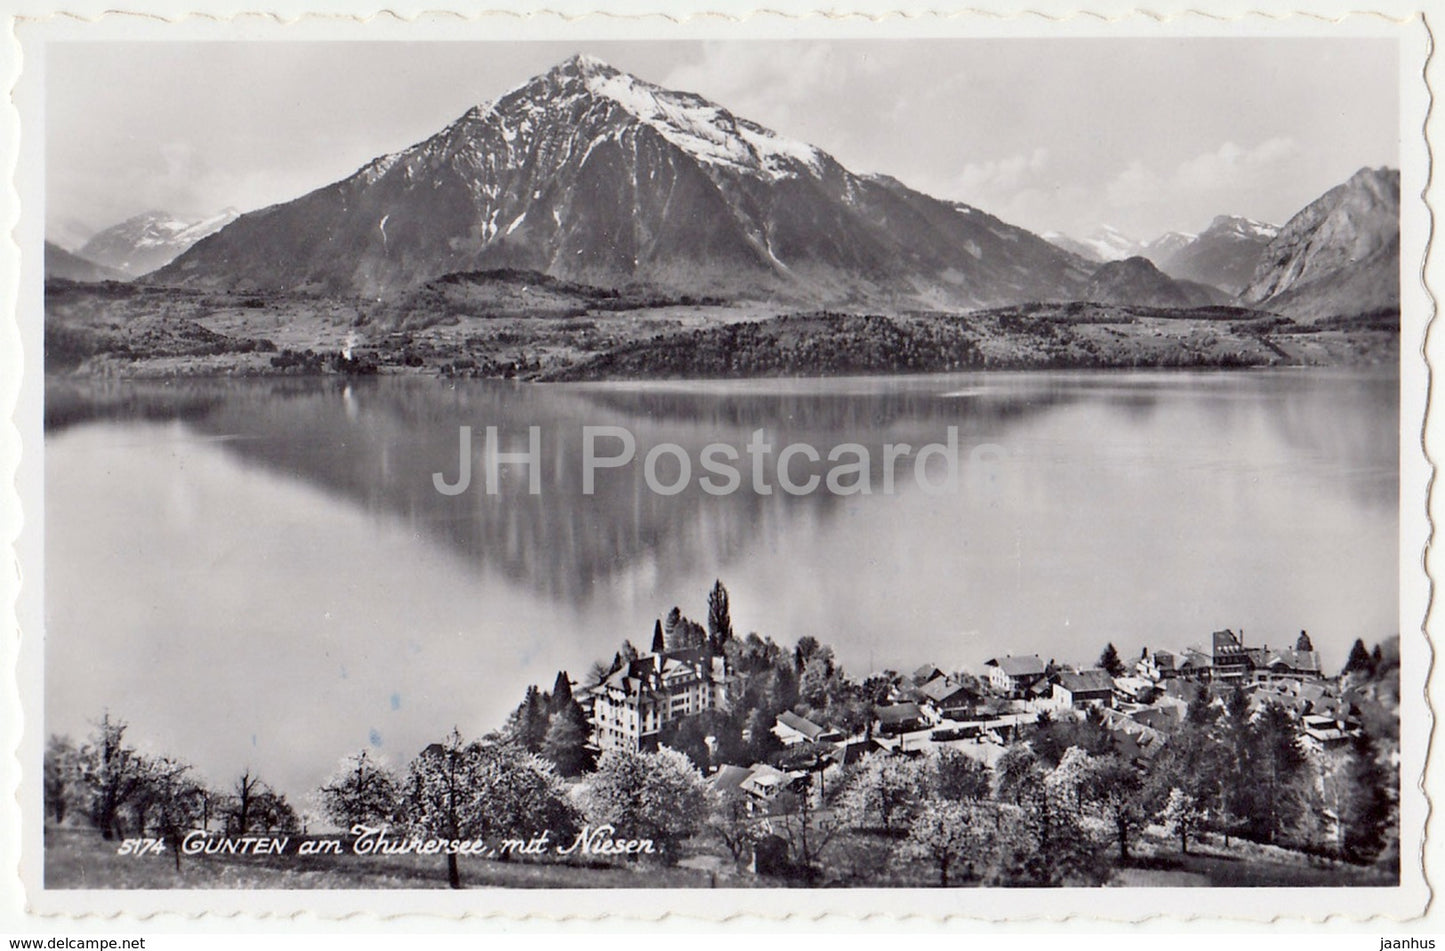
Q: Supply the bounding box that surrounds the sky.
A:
[46,38,1400,248]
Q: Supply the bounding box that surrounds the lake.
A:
[44,368,1399,804]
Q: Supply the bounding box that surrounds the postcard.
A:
[2,2,1435,926]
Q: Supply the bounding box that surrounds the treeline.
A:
[315,738,712,888]
[543,313,987,381]
[44,714,299,870]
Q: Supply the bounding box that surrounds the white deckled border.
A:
[0,0,1437,930]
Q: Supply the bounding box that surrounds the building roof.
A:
[919,677,970,704]
[776,710,829,740]
[912,664,945,685]
[1213,629,1250,660]
[876,702,924,725]
[1179,649,1213,670]
[1057,669,1115,694]
[710,764,752,795]
[1265,648,1322,673]
[987,655,1046,678]
[1130,706,1183,732]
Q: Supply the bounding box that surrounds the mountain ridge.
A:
[154,54,1092,307]
[80,208,241,278]
[1241,166,1399,320]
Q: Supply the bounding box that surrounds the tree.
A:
[898,798,986,886]
[794,636,822,671]
[1339,734,1393,863]
[583,748,710,864]
[769,774,842,882]
[930,747,991,802]
[549,671,575,713]
[541,699,595,777]
[706,580,734,655]
[1343,638,1374,676]
[1296,630,1314,652]
[1098,643,1125,678]
[316,749,401,832]
[835,753,929,832]
[504,685,551,753]
[133,755,207,871]
[76,713,145,840]
[742,707,783,763]
[995,745,1042,804]
[1083,755,1148,862]
[1219,684,1254,831]
[657,714,712,772]
[1159,787,1204,854]
[226,769,269,834]
[663,607,683,643]
[706,788,754,865]
[44,735,79,825]
[404,730,577,888]
[1046,746,1095,815]
[798,650,837,708]
[1247,702,1308,844]
[587,660,614,687]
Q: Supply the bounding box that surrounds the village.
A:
[43,583,1398,889]
[576,618,1375,820]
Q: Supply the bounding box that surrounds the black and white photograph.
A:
[11,15,1431,916]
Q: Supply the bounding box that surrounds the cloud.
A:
[956,147,1050,198]
[1173,137,1300,192]
[1104,159,1167,209]
[1105,138,1301,214]
[661,43,849,135]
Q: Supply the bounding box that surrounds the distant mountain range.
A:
[1241,167,1399,320]
[79,208,240,279]
[44,241,125,283]
[1046,216,1279,294]
[49,55,1396,324]
[153,54,1093,307]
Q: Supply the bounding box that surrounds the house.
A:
[710,764,753,798]
[1054,669,1115,709]
[1137,649,1178,681]
[589,645,721,753]
[1300,714,1358,753]
[1113,676,1158,705]
[1177,648,1214,682]
[875,701,926,735]
[1258,647,1324,682]
[739,764,791,801]
[912,664,945,686]
[1112,724,1167,767]
[1211,629,1253,682]
[772,711,844,747]
[917,677,976,722]
[839,737,889,765]
[1129,704,1184,734]
[984,655,1047,698]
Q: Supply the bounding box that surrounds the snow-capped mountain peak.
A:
[77,207,241,278]
[1203,214,1279,242]
[156,54,1090,304]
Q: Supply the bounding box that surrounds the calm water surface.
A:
[45,369,1398,802]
